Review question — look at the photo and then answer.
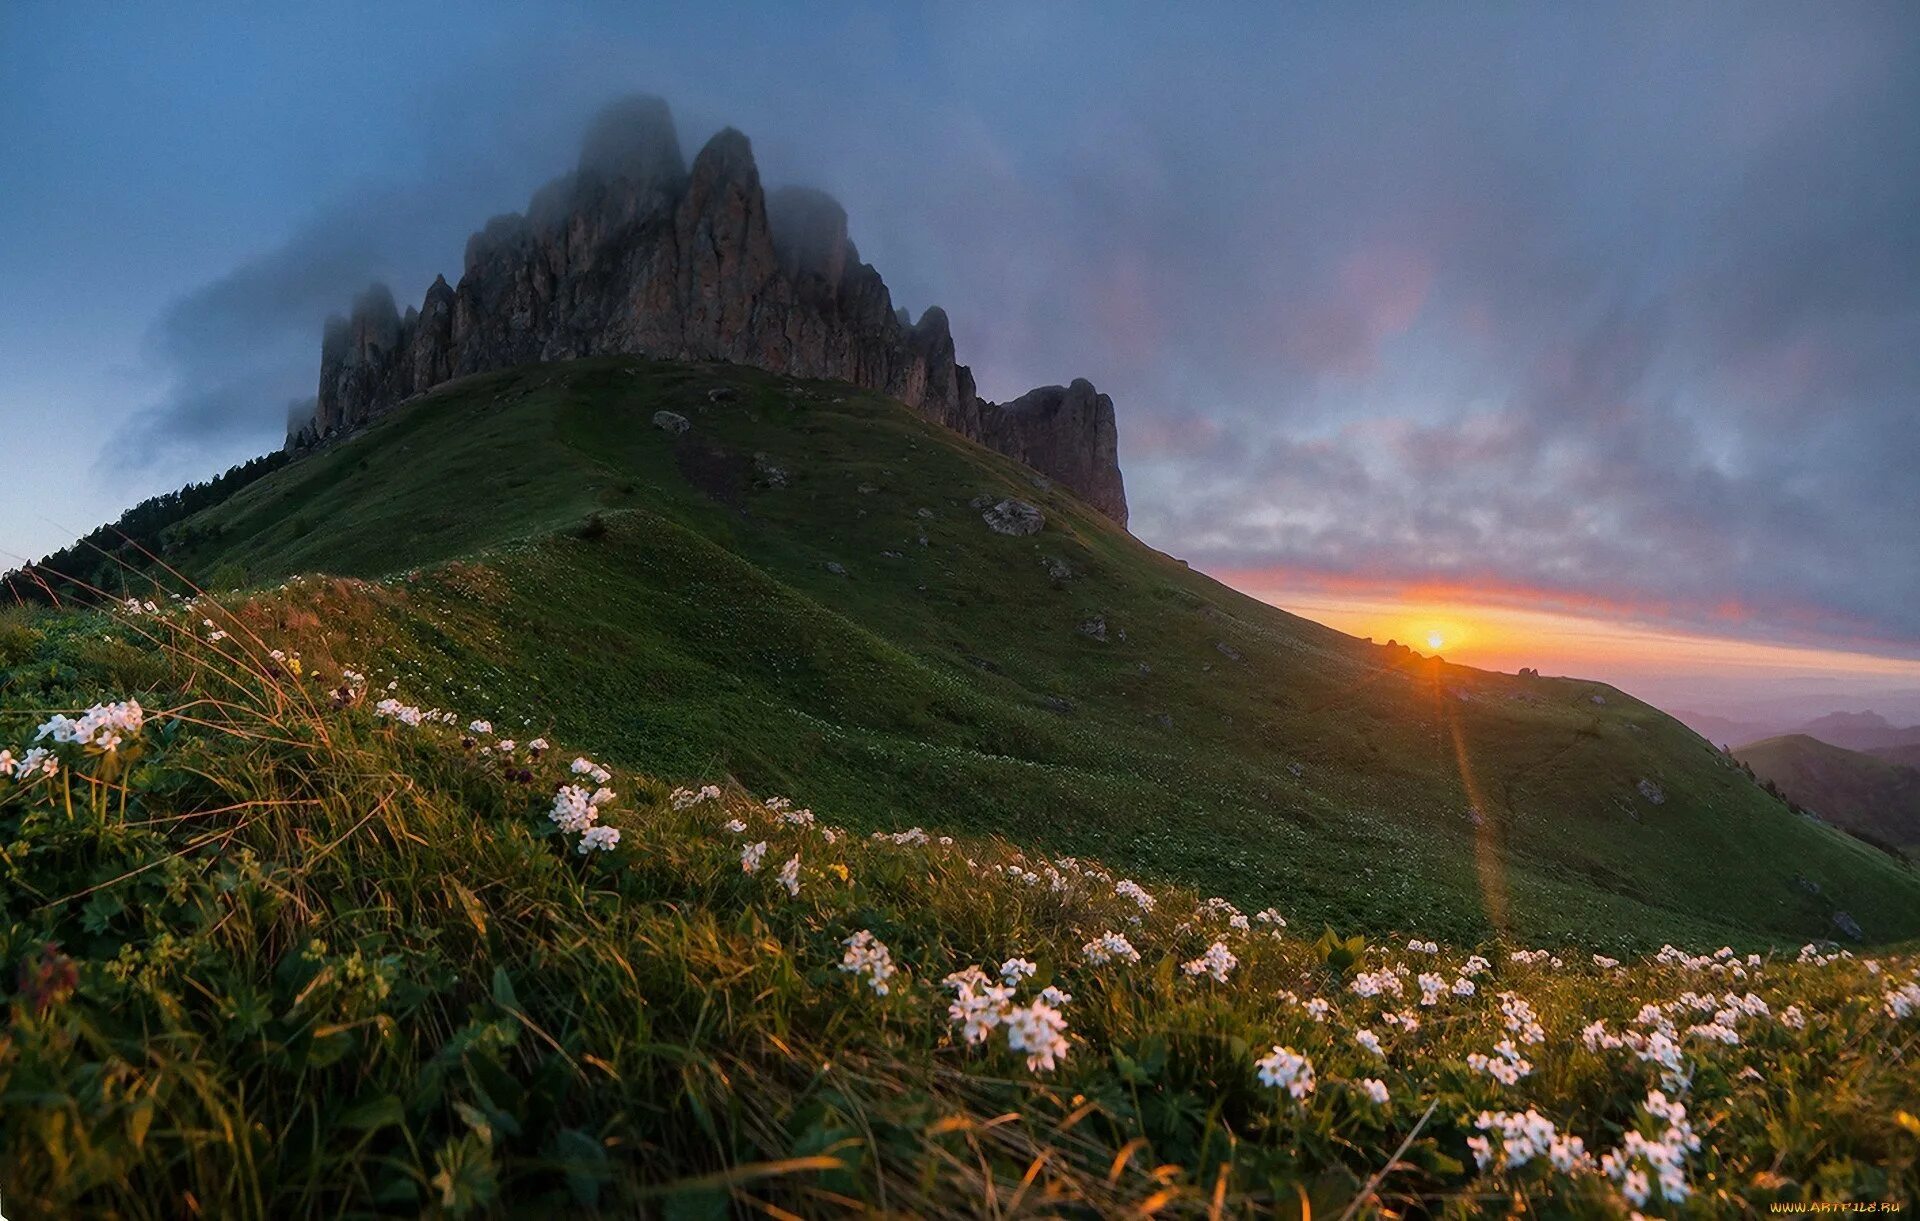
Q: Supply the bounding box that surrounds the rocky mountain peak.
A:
[577,93,684,187]
[292,93,1128,527]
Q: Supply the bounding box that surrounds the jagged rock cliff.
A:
[293,95,1127,526]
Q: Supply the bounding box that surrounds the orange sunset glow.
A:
[1215,569,1920,706]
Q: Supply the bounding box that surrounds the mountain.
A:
[290,94,1127,525]
[1869,742,1920,769]
[1735,734,1920,852]
[1669,708,1782,749]
[1792,710,1920,754]
[117,355,1920,950]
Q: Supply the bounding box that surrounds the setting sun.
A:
[1426,631,1445,651]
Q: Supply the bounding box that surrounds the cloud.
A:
[63,3,1920,657]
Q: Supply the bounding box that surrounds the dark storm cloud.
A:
[108,200,397,463]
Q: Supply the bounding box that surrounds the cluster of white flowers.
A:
[371,699,461,728]
[121,597,161,616]
[34,700,145,753]
[741,841,768,873]
[570,757,613,785]
[1508,949,1555,966]
[1460,955,1491,977]
[468,719,493,735]
[1182,941,1238,983]
[839,931,896,995]
[944,966,1013,1044]
[1655,943,1760,980]
[1885,979,1920,1020]
[1082,931,1141,965]
[1003,999,1070,1071]
[1254,1046,1316,1098]
[1358,1077,1390,1105]
[1593,954,1621,969]
[1418,972,1447,1006]
[764,796,814,827]
[1601,1090,1699,1207]
[669,784,722,810]
[374,698,425,726]
[1469,1108,1589,1173]
[0,747,59,781]
[1798,943,1852,967]
[1406,939,1438,954]
[1353,1028,1384,1057]
[1350,968,1405,999]
[1466,1038,1533,1085]
[941,963,1070,1070]
[578,825,620,854]
[1498,992,1545,1045]
[880,826,929,846]
[776,854,802,897]
[1114,879,1156,912]
[1000,957,1038,984]
[549,784,606,832]
[1254,907,1286,928]
[722,818,747,834]
[203,618,228,643]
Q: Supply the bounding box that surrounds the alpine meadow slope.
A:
[91,356,1920,951]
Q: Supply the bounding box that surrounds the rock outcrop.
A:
[292,94,1127,526]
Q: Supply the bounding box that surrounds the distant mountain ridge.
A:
[1734,734,1920,852]
[288,94,1128,525]
[1790,710,1920,754]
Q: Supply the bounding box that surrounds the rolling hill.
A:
[1735,733,1920,852]
[38,354,1920,951]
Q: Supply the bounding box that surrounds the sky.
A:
[3,2,1918,725]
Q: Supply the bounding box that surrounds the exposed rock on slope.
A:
[293,94,1128,526]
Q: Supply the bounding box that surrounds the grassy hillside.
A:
[62,355,1920,951]
[1736,734,1920,852]
[0,615,1914,1215]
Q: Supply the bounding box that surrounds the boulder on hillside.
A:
[652,410,691,434]
[1832,910,1864,942]
[981,498,1045,536]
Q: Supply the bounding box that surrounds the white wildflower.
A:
[549,785,599,833]
[838,931,896,995]
[577,825,620,853]
[1003,999,1070,1071]
[1254,1046,1316,1098]
[1182,941,1237,983]
[1082,932,1140,965]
